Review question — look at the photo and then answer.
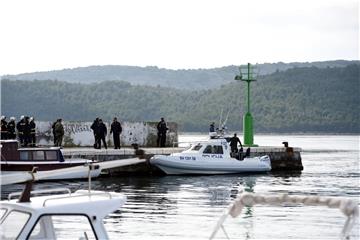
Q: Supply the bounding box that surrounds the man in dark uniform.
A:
[29,117,36,147]
[229,133,243,153]
[1,116,8,140]
[97,119,107,149]
[17,116,25,146]
[54,119,64,147]
[7,117,16,140]
[52,119,58,146]
[110,117,122,149]
[157,117,168,147]
[23,116,31,147]
[90,118,99,149]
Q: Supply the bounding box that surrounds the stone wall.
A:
[35,121,178,147]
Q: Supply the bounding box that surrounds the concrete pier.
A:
[62,145,303,174]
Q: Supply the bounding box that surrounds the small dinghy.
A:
[150,138,271,175]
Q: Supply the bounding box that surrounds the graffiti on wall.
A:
[34,121,178,147]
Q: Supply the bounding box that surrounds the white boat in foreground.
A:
[0,188,126,239]
[150,138,271,175]
[0,165,127,240]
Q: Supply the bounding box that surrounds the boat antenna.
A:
[223,110,230,128]
[218,108,223,129]
[18,167,38,203]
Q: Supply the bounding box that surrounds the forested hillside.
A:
[2,60,357,90]
[1,65,359,133]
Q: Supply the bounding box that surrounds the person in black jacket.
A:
[90,118,99,149]
[51,119,58,146]
[29,117,36,147]
[17,116,26,146]
[7,117,16,140]
[110,117,122,149]
[229,133,243,153]
[1,116,8,140]
[157,117,168,147]
[23,116,31,147]
[97,119,107,149]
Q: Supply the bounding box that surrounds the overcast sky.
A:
[0,0,358,75]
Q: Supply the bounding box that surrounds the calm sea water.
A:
[2,135,359,239]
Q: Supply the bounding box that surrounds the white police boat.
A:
[150,138,271,175]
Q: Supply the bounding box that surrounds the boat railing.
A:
[8,188,72,201]
[42,191,113,207]
[172,139,229,148]
[210,192,359,240]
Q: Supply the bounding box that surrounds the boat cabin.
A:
[0,188,126,239]
[1,140,64,162]
[183,139,249,160]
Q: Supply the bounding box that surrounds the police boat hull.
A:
[150,138,271,175]
[150,154,271,175]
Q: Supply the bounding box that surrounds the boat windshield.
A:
[28,214,96,240]
[203,145,224,154]
[191,144,202,151]
[0,208,7,221]
[0,210,31,239]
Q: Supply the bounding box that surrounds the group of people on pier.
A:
[90,117,122,150]
[1,115,170,149]
[88,117,169,149]
[1,115,37,147]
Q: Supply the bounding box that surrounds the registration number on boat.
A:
[180,156,196,160]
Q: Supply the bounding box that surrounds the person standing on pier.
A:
[110,117,122,149]
[90,118,99,149]
[0,116,8,140]
[7,117,16,140]
[97,119,107,149]
[17,116,25,146]
[54,119,64,147]
[23,116,31,147]
[51,119,58,146]
[157,117,168,147]
[29,117,36,147]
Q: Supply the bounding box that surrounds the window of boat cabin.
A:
[203,145,223,154]
[28,214,96,240]
[191,144,202,151]
[32,151,45,161]
[19,151,31,161]
[0,210,31,239]
[45,151,58,161]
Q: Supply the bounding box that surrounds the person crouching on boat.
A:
[209,122,217,139]
[229,133,243,154]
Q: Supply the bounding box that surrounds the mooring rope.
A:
[210,193,359,240]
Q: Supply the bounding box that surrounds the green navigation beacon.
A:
[235,63,258,147]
